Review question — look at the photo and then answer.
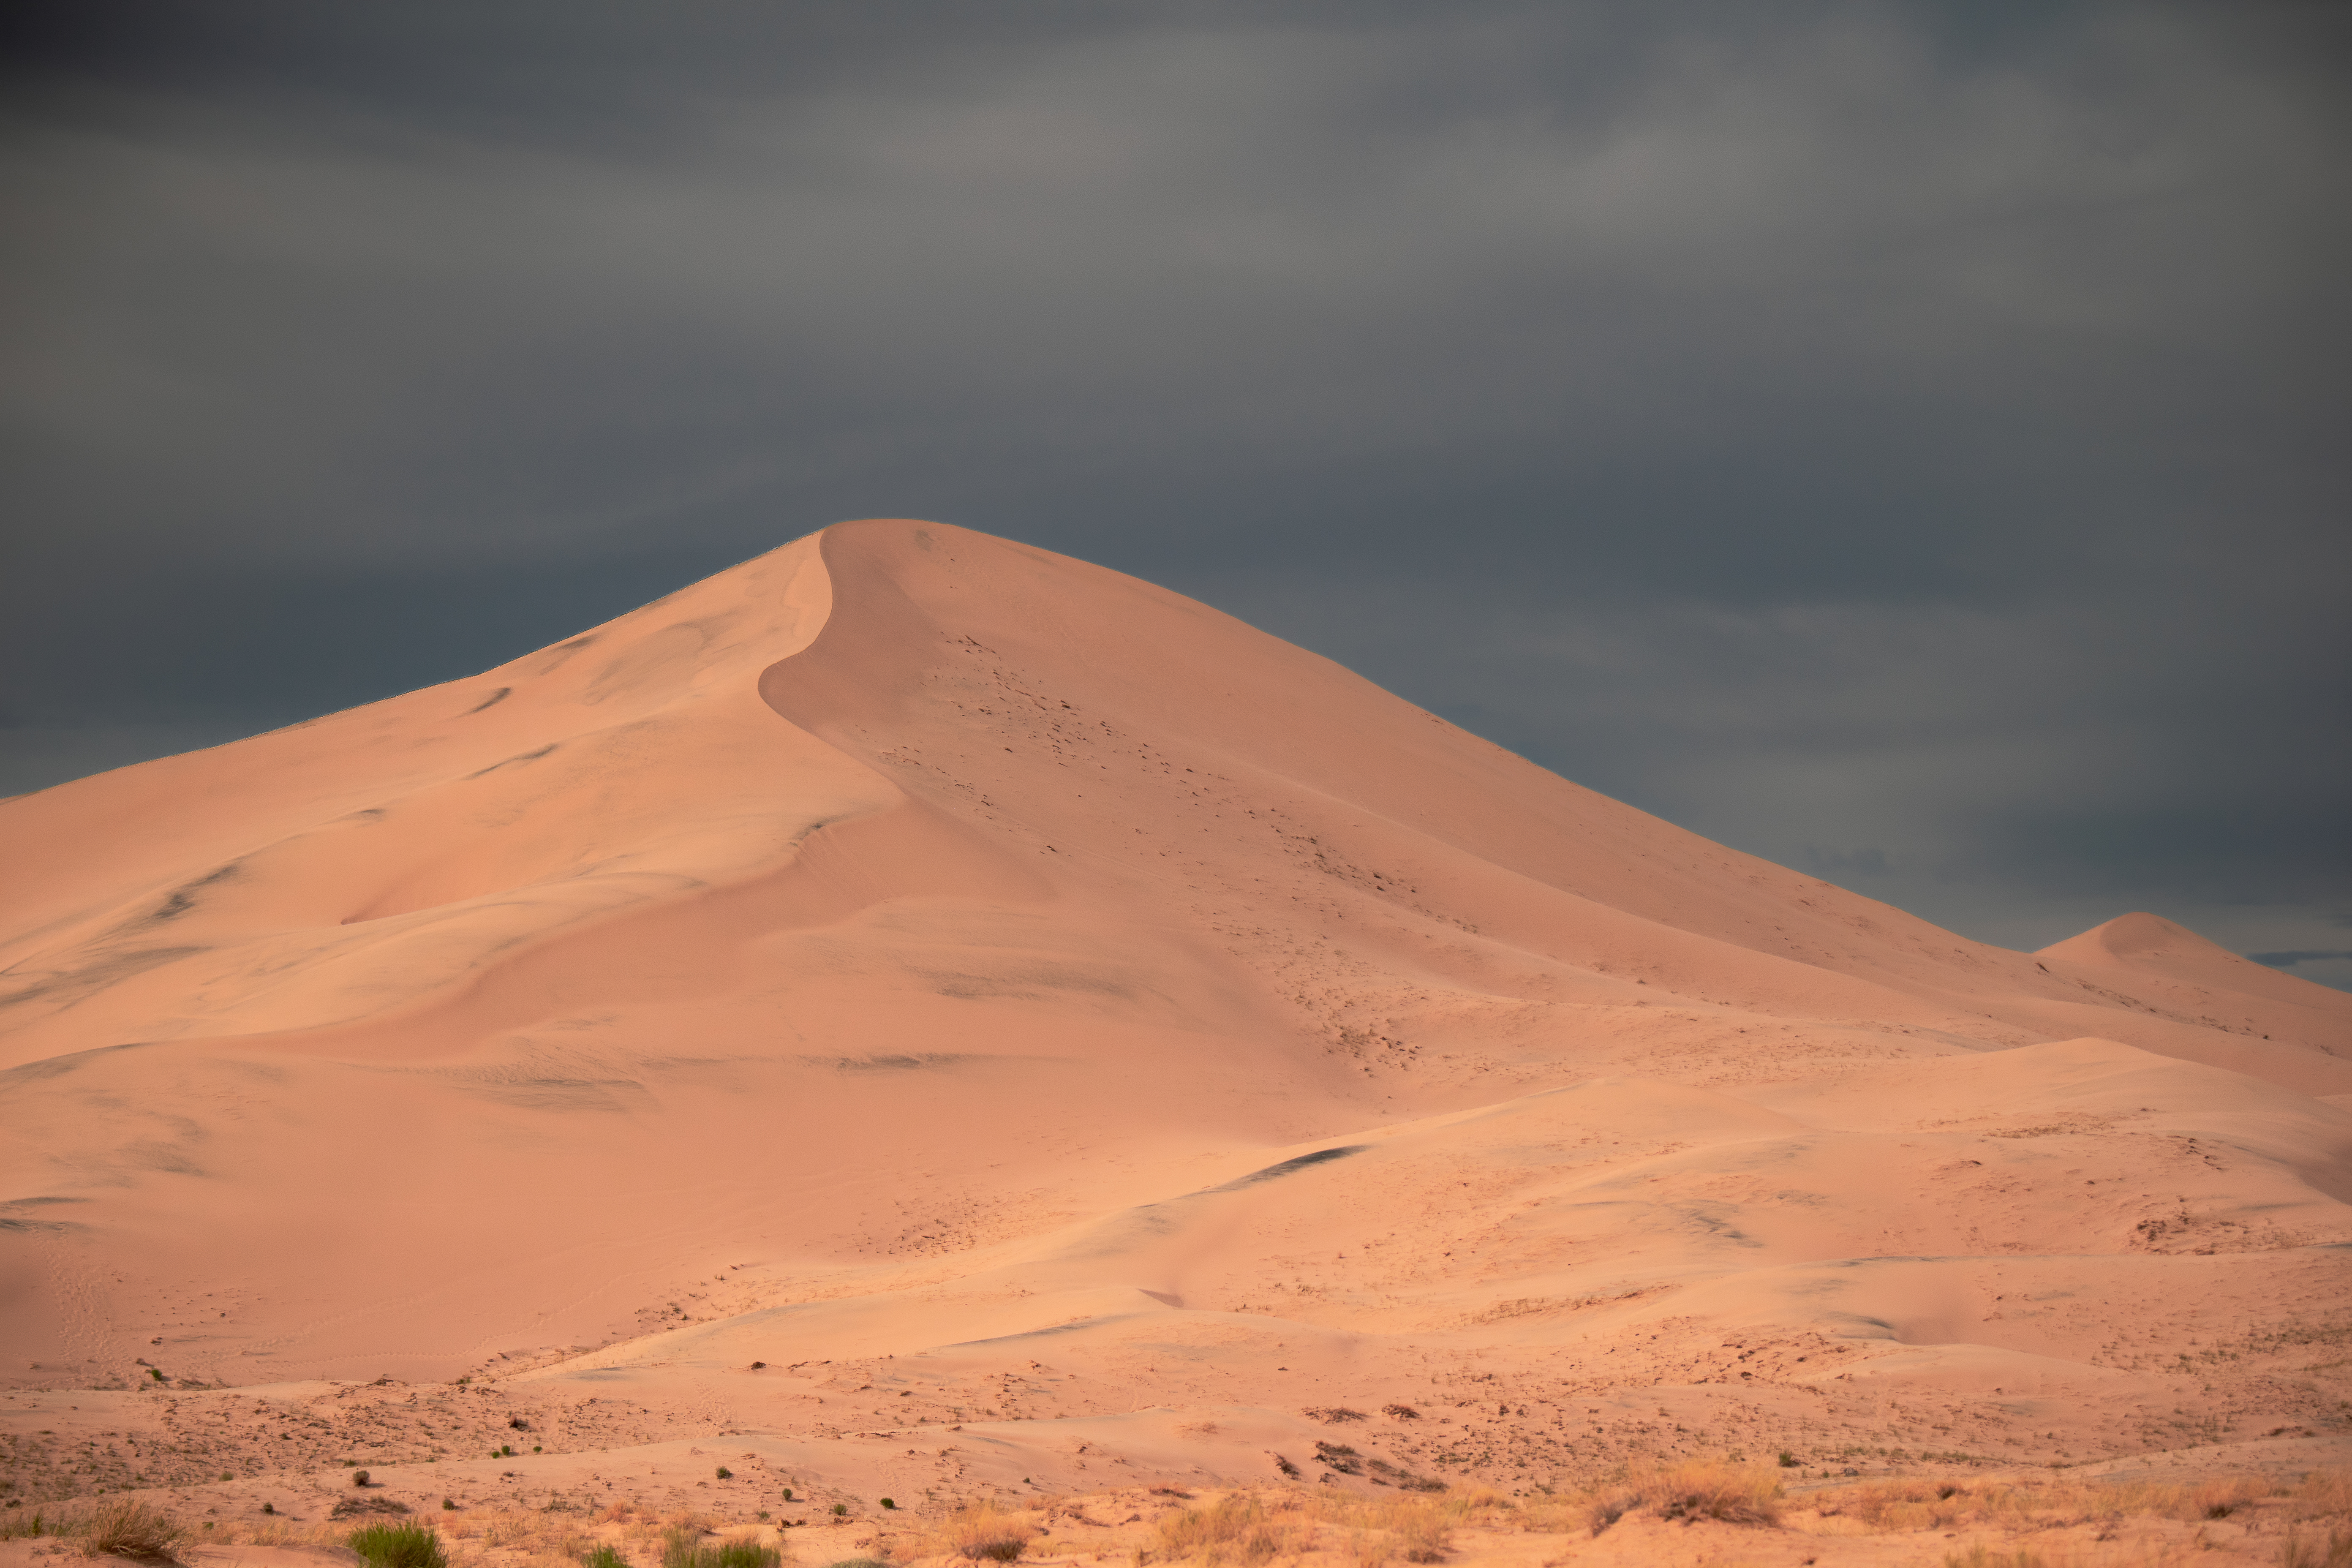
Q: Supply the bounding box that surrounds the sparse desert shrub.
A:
[1588,1459,1781,1535]
[1,1511,47,1541]
[580,1546,629,1568]
[348,1521,448,1568]
[81,1499,187,1562]
[354,1470,372,1487]
[332,1497,413,1521]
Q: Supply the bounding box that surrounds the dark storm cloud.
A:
[3,1,2347,969]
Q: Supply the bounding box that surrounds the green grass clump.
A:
[709,1545,780,1568]
[580,1546,629,1568]
[662,1534,778,1568]
[348,1521,448,1568]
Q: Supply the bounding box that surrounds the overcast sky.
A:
[3,1,2347,984]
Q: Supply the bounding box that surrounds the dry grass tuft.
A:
[198,1515,341,1549]
[1587,1458,1782,1535]
[444,1509,596,1558]
[1939,1549,2044,1568]
[2281,1524,2352,1568]
[1825,1477,2016,1533]
[1941,1542,2234,1568]
[2297,1469,2352,1518]
[77,1500,187,1563]
[1152,1494,1315,1567]
[1140,1486,1497,1568]
[926,1501,1038,1563]
[1804,1469,2317,1535]
[1339,1496,1450,1566]
[2177,1475,2271,1520]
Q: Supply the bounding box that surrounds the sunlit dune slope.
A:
[1,520,2346,1498]
[2040,911,2352,1045]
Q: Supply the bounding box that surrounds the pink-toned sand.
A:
[2,520,2347,1536]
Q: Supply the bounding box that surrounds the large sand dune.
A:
[3,520,2347,1532]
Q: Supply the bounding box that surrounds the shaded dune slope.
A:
[2,520,2347,1496]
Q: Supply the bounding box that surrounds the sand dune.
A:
[3,520,2346,1533]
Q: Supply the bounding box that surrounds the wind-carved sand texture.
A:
[3,520,2348,1565]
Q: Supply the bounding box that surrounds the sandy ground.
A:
[3,520,2348,1561]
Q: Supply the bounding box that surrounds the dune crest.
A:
[2,520,2346,1520]
[0,532,861,1051]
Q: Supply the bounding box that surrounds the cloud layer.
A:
[3,1,2346,972]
